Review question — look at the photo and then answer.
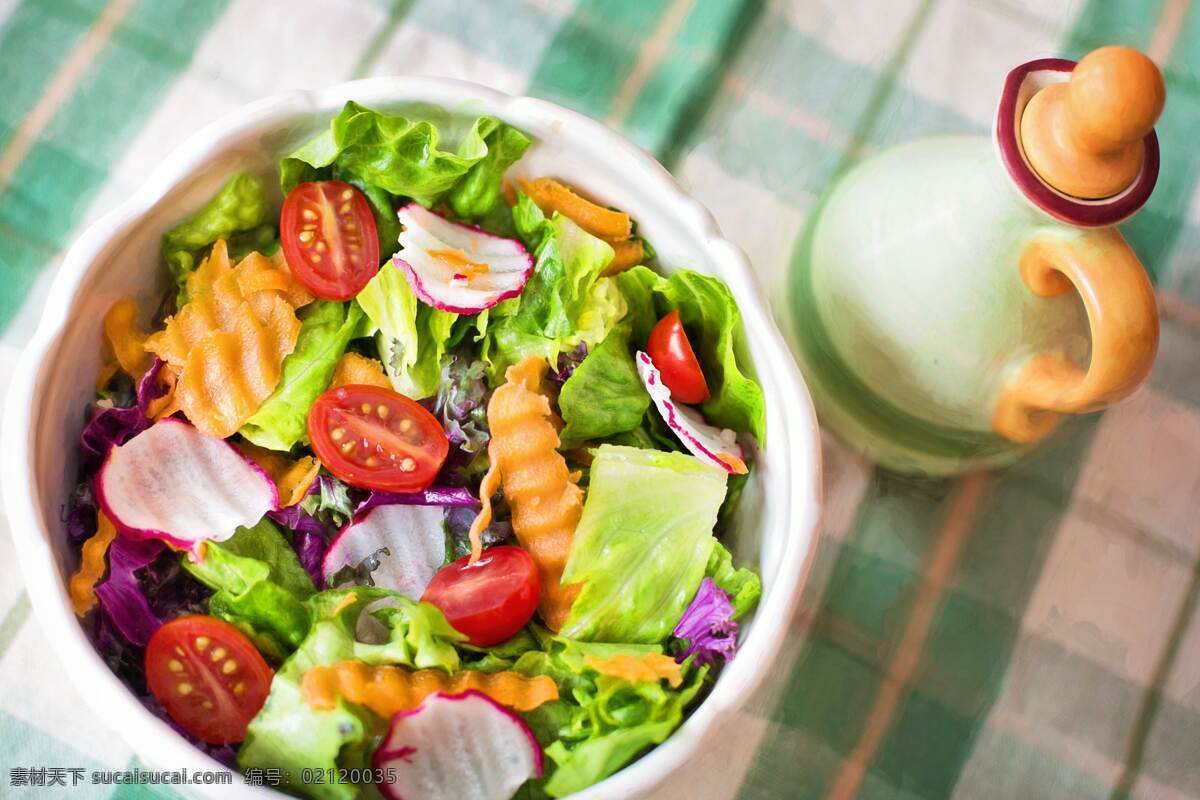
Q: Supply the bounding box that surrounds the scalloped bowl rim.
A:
[1,76,822,799]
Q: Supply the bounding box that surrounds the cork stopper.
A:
[1020,46,1165,199]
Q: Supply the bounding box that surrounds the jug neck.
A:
[993,57,1159,228]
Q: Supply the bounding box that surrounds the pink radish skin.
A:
[95,418,278,554]
[372,691,543,800]
[635,351,748,474]
[323,504,446,598]
[394,203,533,314]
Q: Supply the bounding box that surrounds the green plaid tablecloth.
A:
[2,0,1199,798]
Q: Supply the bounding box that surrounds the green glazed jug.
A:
[790,46,1164,476]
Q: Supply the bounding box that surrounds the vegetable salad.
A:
[67,101,766,800]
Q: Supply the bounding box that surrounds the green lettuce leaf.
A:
[705,541,761,620]
[240,301,368,451]
[560,445,727,643]
[182,519,314,658]
[162,172,273,307]
[355,264,457,399]
[447,123,532,218]
[239,588,465,800]
[543,671,706,799]
[485,203,625,379]
[513,213,614,339]
[558,328,649,448]
[281,101,522,208]
[511,188,549,249]
[616,266,766,443]
[344,175,401,258]
[508,637,707,797]
[458,627,543,674]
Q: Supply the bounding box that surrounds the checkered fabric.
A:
[1,1,1198,798]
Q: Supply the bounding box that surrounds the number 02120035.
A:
[299,767,397,786]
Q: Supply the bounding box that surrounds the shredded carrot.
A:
[716,452,749,475]
[584,653,683,688]
[145,241,313,437]
[103,299,153,379]
[467,459,502,563]
[469,356,582,631]
[301,661,558,716]
[329,352,391,390]
[518,178,632,242]
[429,249,489,278]
[236,441,320,507]
[602,238,645,276]
[69,513,117,617]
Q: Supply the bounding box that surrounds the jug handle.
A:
[992,228,1159,443]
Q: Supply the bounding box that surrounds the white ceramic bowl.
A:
[2,78,822,800]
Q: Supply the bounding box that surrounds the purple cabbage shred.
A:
[134,357,169,409]
[672,578,738,666]
[94,537,166,647]
[267,494,332,588]
[79,358,168,469]
[80,405,149,469]
[354,486,479,517]
[293,530,328,589]
[267,505,327,538]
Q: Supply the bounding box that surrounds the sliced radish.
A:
[372,690,543,800]
[636,351,748,475]
[95,418,278,553]
[394,203,533,314]
[323,503,446,598]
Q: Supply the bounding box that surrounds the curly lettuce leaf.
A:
[447,123,532,218]
[434,354,491,454]
[705,541,761,620]
[513,212,614,339]
[560,445,727,643]
[616,266,765,443]
[558,327,649,448]
[484,203,626,379]
[355,264,457,399]
[162,172,273,307]
[543,670,705,799]
[345,175,401,258]
[508,637,707,797]
[182,519,314,658]
[299,474,356,528]
[511,189,549,249]
[240,301,368,451]
[238,588,464,800]
[281,101,521,207]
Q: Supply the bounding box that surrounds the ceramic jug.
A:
[790,46,1163,475]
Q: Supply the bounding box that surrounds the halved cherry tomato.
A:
[281,180,380,300]
[145,615,273,744]
[308,384,449,492]
[646,310,710,403]
[421,546,540,646]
